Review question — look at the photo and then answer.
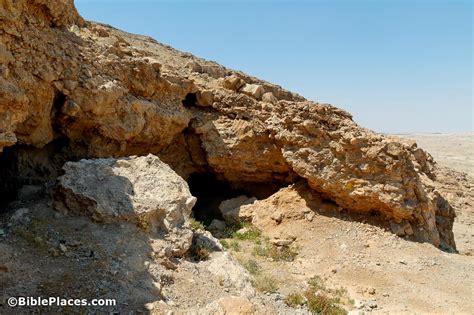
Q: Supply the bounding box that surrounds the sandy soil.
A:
[226,178,473,314]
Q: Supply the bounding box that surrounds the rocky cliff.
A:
[0,0,455,250]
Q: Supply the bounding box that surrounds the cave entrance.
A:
[0,138,71,212]
[187,173,246,226]
[187,172,283,226]
[182,93,198,108]
[0,146,21,211]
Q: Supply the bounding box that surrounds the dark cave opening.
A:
[182,93,198,108]
[51,91,67,131]
[52,91,66,113]
[0,138,71,212]
[187,172,283,226]
[0,146,21,210]
[187,173,246,225]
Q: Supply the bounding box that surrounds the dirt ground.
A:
[223,179,473,314]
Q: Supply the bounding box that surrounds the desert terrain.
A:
[0,1,473,314]
[395,133,473,176]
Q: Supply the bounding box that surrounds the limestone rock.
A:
[271,238,294,246]
[262,92,278,104]
[0,0,457,250]
[208,219,226,231]
[196,90,214,107]
[219,195,257,223]
[206,252,256,298]
[53,154,196,256]
[0,133,16,152]
[221,75,245,91]
[17,185,43,200]
[240,84,265,100]
[270,211,283,224]
[9,208,29,224]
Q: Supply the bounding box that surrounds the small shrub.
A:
[232,226,261,241]
[333,286,354,306]
[308,275,327,292]
[160,274,175,286]
[252,275,278,293]
[189,218,205,231]
[189,244,210,261]
[284,276,350,314]
[285,293,305,307]
[220,222,262,241]
[333,287,348,299]
[304,292,346,315]
[253,243,270,257]
[243,259,261,275]
[137,215,150,230]
[229,240,241,252]
[221,222,244,238]
[14,227,48,253]
[220,239,229,249]
[269,245,298,262]
[253,241,298,262]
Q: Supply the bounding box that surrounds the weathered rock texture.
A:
[0,0,455,250]
[54,154,196,257]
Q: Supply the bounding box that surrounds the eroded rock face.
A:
[0,0,455,250]
[53,154,196,256]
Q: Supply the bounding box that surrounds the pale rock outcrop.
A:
[196,90,214,107]
[219,195,257,223]
[240,83,265,100]
[0,0,456,250]
[262,92,278,104]
[206,252,256,298]
[53,154,196,256]
[221,75,246,91]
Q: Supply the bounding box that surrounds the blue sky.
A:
[76,0,472,133]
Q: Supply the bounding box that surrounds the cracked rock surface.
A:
[54,154,196,257]
[0,0,456,250]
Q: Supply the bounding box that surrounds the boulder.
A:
[206,252,256,298]
[261,91,278,104]
[240,84,265,100]
[196,90,214,107]
[53,154,196,256]
[17,185,43,200]
[219,195,257,223]
[221,75,245,91]
[0,133,16,152]
[208,219,226,231]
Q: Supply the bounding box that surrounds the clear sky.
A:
[75,0,473,134]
